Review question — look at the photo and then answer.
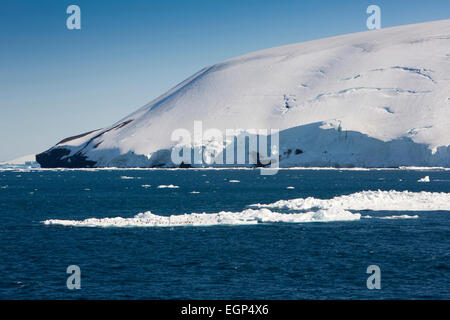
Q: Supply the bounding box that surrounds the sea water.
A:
[0,168,449,299]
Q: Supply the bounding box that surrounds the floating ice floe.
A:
[418,176,430,183]
[42,190,450,228]
[157,185,179,189]
[250,190,450,211]
[43,207,360,227]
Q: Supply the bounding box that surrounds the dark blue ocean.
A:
[0,169,449,299]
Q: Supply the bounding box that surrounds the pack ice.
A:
[42,190,450,227]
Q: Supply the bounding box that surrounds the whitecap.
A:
[120,176,140,180]
[157,185,179,189]
[379,215,419,219]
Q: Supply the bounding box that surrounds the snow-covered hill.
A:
[37,20,450,168]
[0,154,40,169]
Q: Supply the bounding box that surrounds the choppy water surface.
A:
[0,169,449,299]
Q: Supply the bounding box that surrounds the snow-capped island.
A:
[36,20,450,168]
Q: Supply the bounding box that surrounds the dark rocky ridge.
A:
[36,148,96,168]
[37,120,135,168]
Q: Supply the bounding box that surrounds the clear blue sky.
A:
[1,0,449,161]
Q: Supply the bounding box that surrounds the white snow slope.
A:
[0,154,40,169]
[37,20,450,168]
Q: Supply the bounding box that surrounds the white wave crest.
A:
[157,185,179,189]
[43,208,360,228]
[362,214,420,219]
[250,190,450,211]
[379,215,419,219]
[120,176,140,180]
